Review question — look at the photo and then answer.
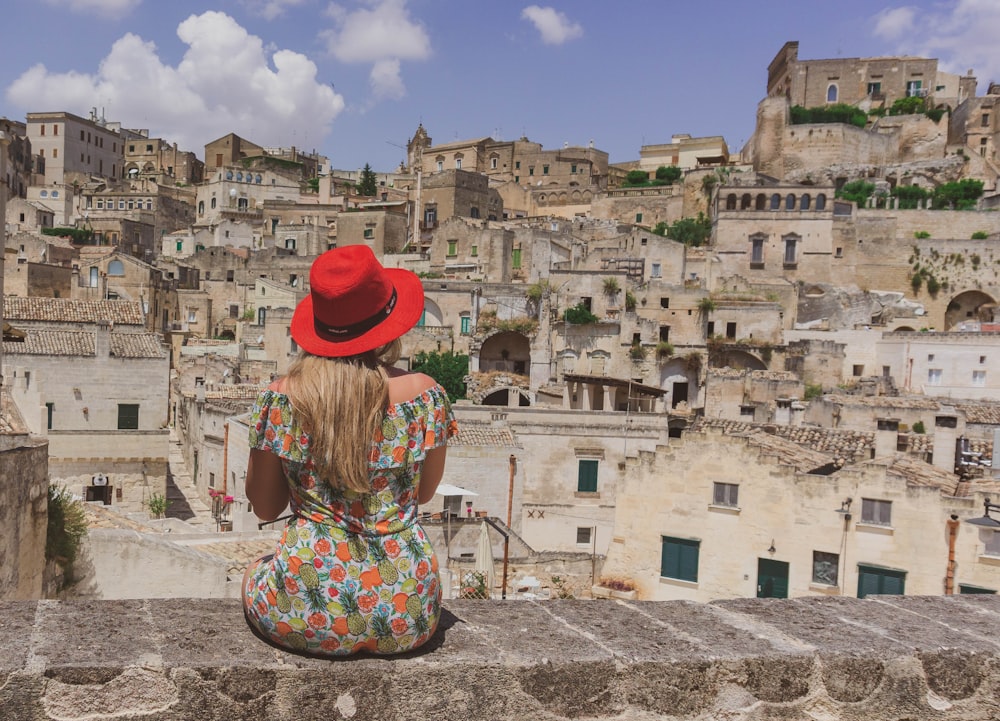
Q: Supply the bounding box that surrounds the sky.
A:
[3,0,1000,172]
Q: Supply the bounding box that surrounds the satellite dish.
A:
[92,473,108,486]
[257,335,264,343]
[229,188,238,198]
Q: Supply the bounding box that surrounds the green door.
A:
[857,565,906,598]
[757,558,789,598]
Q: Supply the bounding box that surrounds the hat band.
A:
[313,288,398,342]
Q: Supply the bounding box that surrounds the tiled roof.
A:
[448,420,518,448]
[956,403,1000,426]
[2,330,166,358]
[693,417,874,463]
[742,431,833,472]
[3,297,145,325]
[206,384,265,400]
[861,454,960,495]
[823,394,941,410]
[0,388,30,435]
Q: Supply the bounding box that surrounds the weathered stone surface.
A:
[5,596,1000,720]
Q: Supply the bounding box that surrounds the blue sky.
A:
[2,1,998,172]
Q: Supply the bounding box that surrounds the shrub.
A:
[914,230,930,239]
[697,297,717,313]
[892,185,930,209]
[42,227,94,244]
[624,291,637,312]
[933,179,984,210]
[652,221,668,237]
[146,493,169,519]
[602,277,620,294]
[790,103,867,128]
[629,343,647,360]
[563,303,598,325]
[655,341,674,360]
[655,165,682,184]
[411,351,470,402]
[804,383,823,400]
[926,275,941,296]
[526,280,549,303]
[664,212,711,247]
[888,96,926,116]
[972,231,989,239]
[836,180,876,206]
[46,485,88,565]
[912,420,926,434]
[911,273,923,293]
[624,169,650,186]
[925,107,946,123]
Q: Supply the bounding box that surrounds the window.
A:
[514,176,519,184]
[982,114,991,128]
[906,79,922,97]
[661,536,699,582]
[576,527,592,545]
[812,551,839,585]
[543,165,549,175]
[529,167,534,176]
[117,404,139,430]
[230,304,239,319]
[515,161,520,169]
[853,364,864,377]
[577,459,598,492]
[89,267,99,287]
[571,164,577,174]
[857,565,905,598]
[176,240,183,252]
[470,245,478,257]
[769,193,780,210]
[651,262,661,278]
[815,194,826,211]
[436,160,443,172]
[959,584,996,594]
[490,157,498,169]
[973,370,987,387]
[470,207,480,219]
[785,193,796,210]
[363,228,374,239]
[981,356,987,364]
[712,482,738,507]
[660,297,669,309]
[455,157,462,169]
[226,270,235,282]
[659,325,670,341]
[209,472,216,489]
[800,194,811,210]
[751,236,764,266]
[635,212,643,223]
[984,531,1000,556]
[460,314,471,335]
[187,309,197,323]
[861,498,892,526]
[835,247,843,258]
[867,81,881,96]
[783,236,797,266]
[512,248,522,269]
[927,368,942,386]
[53,124,58,136]
[726,322,737,339]
[826,84,838,103]
[46,402,54,430]
[108,260,124,276]
[212,197,218,209]
[447,240,457,256]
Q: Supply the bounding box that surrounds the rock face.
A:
[4,596,1000,720]
[796,283,925,329]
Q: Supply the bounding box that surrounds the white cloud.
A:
[320,0,430,100]
[521,5,583,45]
[5,11,344,152]
[241,0,308,21]
[873,6,916,41]
[41,0,140,13]
[873,1,1000,82]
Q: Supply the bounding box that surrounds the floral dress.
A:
[243,383,458,656]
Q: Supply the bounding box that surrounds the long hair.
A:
[285,339,402,493]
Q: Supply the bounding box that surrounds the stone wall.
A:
[0,438,48,601]
[5,596,1000,720]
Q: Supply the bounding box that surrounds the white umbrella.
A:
[473,520,495,599]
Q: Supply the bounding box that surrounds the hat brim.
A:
[290,268,425,357]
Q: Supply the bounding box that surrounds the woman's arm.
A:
[246,449,290,521]
[416,446,448,505]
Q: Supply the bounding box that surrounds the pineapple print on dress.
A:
[244,383,457,656]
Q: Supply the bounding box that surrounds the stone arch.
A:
[785,193,796,210]
[482,387,531,407]
[945,290,997,330]
[770,193,781,210]
[741,193,752,210]
[558,192,567,204]
[422,297,444,326]
[815,193,827,211]
[478,331,531,375]
[571,190,582,202]
[755,194,767,210]
[659,357,695,409]
[107,259,125,276]
[726,193,738,210]
[582,190,592,202]
[709,348,767,371]
[558,348,579,377]
[800,193,811,210]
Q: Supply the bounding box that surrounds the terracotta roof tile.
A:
[447,420,518,448]
[3,297,145,325]
[693,417,874,463]
[956,403,1000,426]
[823,394,941,410]
[2,329,166,358]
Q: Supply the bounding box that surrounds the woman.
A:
[242,245,458,656]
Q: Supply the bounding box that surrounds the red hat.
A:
[290,245,424,357]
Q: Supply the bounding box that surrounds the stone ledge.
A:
[3,596,1000,720]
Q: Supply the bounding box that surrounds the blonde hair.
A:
[285,339,402,493]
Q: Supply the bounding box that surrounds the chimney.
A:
[790,400,805,427]
[874,418,899,459]
[932,414,959,472]
[95,320,111,359]
[775,397,792,425]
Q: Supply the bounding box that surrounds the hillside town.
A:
[4,40,1000,605]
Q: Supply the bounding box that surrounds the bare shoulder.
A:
[267,377,288,393]
[386,371,438,405]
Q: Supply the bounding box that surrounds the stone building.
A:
[3,298,169,513]
[637,134,730,172]
[878,331,1000,400]
[598,425,1000,601]
[26,110,125,186]
[123,132,204,185]
[336,203,409,254]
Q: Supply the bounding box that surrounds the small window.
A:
[187,309,196,323]
[726,322,737,339]
[576,527,592,545]
[661,536,699,582]
[209,472,216,489]
[980,356,987,364]
[659,325,670,341]
[751,236,765,265]
[117,404,140,430]
[861,498,892,526]
[984,531,1000,556]
[226,270,235,282]
[46,402,55,430]
[867,82,881,96]
[835,247,843,258]
[512,248,522,269]
[529,167,534,176]
[973,370,986,387]
[982,114,991,128]
[857,565,905,598]
[447,240,458,256]
[712,482,738,507]
[927,368,942,386]
[460,314,471,335]
[959,584,997,594]
[577,459,598,493]
[827,84,838,103]
[635,212,643,223]
[571,164,577,174]
[660,297,669,309]
[784,236,797,265]
[455,158,462,169]
[470,244,478,257]
[490,157,498,169]
[363,228,374,239]
[436,161,443,172]
[543,165,549,175]
[853,364,864,377]
[651,263,661,278]
[812,551,839,585]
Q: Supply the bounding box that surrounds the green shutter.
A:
[117,404,139,430]
[461,316,470,334]
[512,248,522,269]
[661,537,699,582]
[858,565,905,598]
[577,459,598,492]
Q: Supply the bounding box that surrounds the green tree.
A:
[888,96,925,116]
[665,212,712,247]
[356,163,378,196]
[655,165,682,184]
[563,303,599,324]
[624,169,650,186]
[411,351,469,402]
[836,180,876,207]
[932,179,984,210]
[307,177,320,192]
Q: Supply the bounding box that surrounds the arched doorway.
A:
[482,387,531,407]
[709,348,767,371]
[478,331,531,375]
[659,358,693,409]
[945,290,997,330]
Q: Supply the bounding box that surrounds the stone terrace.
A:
[5,596,1000,720]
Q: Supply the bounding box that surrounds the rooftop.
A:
[2,330,166,358]
[693,417,874,463]
[2,297,145,325]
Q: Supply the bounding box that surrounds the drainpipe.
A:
[945,514,960,594]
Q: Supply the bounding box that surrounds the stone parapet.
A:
[4,596,1000,719]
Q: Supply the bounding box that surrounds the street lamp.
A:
[965,498,1000,528]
